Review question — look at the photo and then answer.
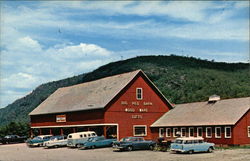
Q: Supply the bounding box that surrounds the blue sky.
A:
[0,1,249,108]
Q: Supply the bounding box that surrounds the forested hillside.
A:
[0,55,249,126]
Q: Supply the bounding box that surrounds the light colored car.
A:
[67,131,97,148]
[26,135,52,147]
[43,135,67,148]
[170,137,215,154]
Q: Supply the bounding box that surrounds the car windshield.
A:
[50,136,59,141]
[120,138,131,142]
[33,136,42,140]
[175,140,183,144]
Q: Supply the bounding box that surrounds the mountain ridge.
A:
[0,55,249,126]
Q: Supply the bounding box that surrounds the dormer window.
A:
[136,88,143,100]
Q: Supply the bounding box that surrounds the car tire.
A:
[149,145,154,151]
[127,146,133,151]
[76,144,81,148]
[188,150,193,154]
[91,145,96,149]
[207,147,213,153]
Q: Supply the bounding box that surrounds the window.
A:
[197,127,203,137]
[159,128,164,137]
[173,128,178,137]
[166,128,171,137]
[189,127,194,137]
[215,127,221,138]
[248,126,250,137]
[181,128,186,137]
[80,134,83,138]
[225,127,231,138]
[134,125,147,136]
[206,127,212,138]
[136,88,143,100]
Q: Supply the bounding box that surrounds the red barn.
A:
[29,70,173,140]
[151,96,250,145]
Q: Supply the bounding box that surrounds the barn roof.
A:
[151,97,250,127]
[30,70,172,115]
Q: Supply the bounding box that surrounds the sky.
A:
[0,1,249,108]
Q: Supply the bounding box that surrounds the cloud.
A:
[0,35,118,108]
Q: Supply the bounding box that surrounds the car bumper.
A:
[170,149,186,153]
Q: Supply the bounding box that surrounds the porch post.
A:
[39,128,42,135]
[60,128,64,135]
[49,129,52,135]
[103,126,107,138]
[73,127,76,133]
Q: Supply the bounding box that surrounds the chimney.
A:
[208,95,220,103]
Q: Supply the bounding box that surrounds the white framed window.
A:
[189,127,194,137]
[136,88,143,100]
[247,126,250,137]
[159,128,164,137]
[166,128,171,137]
[173,128,178,137]
[181,128,186,137]
[206,127,212,138]
[215,127,221,138]
[197,127,203,137]
[133,125,147,136]
[225,127,231,138]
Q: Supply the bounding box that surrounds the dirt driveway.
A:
[0,143,249,161]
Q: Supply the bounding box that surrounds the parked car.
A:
[43,135,68,148]
[26,135,52,147]
[78,136,116,149]
[0,135,27,144]
[67,131,97,148]
[112,137,156,151]
[170,137,215,154]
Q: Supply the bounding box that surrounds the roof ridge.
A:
[175,96,250,106]
[58,69,141,90]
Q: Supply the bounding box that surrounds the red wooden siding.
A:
[104,74,170,140]
[233,110,250,145]
[30,109,104,127]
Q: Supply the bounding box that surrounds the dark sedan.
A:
[113,137,156,151]
[0,135,27,144]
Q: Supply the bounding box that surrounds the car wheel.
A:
[91,145,96,149]
[207,147,213,153]
[76,144,81,148]
[127,146,133,151]
[149,145,154,151]
[188,150,193,154]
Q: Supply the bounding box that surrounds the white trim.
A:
[181,128,186,137]
[133,125,147,136]
[189,127,194,137]
[206,127,212,138]
[31,123,118,129]
[215,127,221,138]
[197,127,203,137]
[136,88,143,100]
[173,128,178,137]
[166,128,171,137]
[225,126,231,138]
[159,128,164,137]
[248,126,250,138]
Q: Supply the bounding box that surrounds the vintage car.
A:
[0,135,27,144]
[43,135,68,148]
[170,137,215,154]
[112,137,156,151]
[67,131,97,148]
[26,135,52,147]
[78,136,116,149]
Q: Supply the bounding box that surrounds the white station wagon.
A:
[170,137,215,154]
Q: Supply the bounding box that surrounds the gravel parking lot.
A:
[0,143,250,161]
